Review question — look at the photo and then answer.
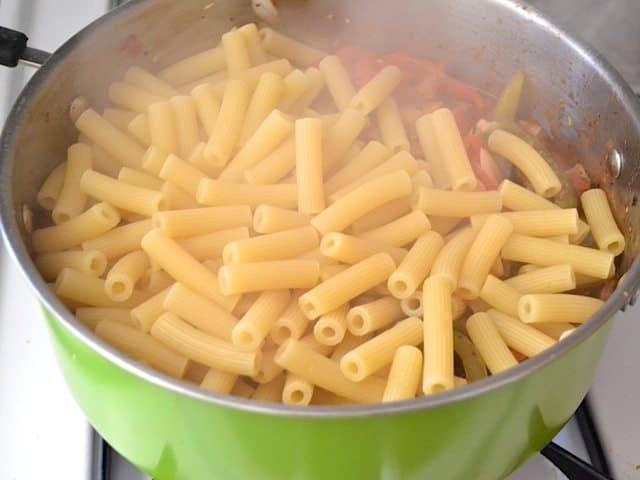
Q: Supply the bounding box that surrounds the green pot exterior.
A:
[46,308,612,480]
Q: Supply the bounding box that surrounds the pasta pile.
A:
[31,24,624,406]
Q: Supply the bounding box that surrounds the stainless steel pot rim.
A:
[1,0,639,419]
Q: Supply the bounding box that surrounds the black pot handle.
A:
[542,442,613,480]
[0,26,51,68]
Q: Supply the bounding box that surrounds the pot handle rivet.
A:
[606,148,623,179]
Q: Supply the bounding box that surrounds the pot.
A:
[1,1,640,479]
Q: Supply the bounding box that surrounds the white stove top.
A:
[0,1,638,479]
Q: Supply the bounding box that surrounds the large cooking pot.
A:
[1,1,639,479]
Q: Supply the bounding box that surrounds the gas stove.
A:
[0,0,639,479]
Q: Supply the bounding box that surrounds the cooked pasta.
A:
[340,316,422,381]
[518,294,604,324]
[581,188,625,255]
[430,108,477,191]
[387,231,444,299]
[53,144,92,224]
[488,129,561,198]
[383,345,423,402]
[422,275,454,394]
[32,25,619,407]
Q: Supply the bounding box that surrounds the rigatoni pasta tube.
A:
[190,84,220,136]
[415,113,450,189]
[124,66,178,98]
[479,275,521,318]
[239,72,285,144]
[311,170,412,234]
[487,309,556,358]
[197,179,297,209]
[147,101,178,155]
[376,97,410,153]
[295,117,325,214]
[361,211,430,247]
[470,209,578,237]
[161,182,199,210]
[422,275,454,394]
[330,150,419,200]
[322,108,368,173]
[430,108,477,191]
[200,368,238,395]
[128,113,151,146]
[282,373,314,405]
[253,205,309,233]
[238,23,266,64]
[163,283,238,342]
[177,227,249,261]
[518,294,604,324]
[53,144,92,224]
[204,79,250,167]
[218,260,320,295]
[96,320,188,378]
[170,96,200,159]
[140,229,232,308]
[534,322,576,340]
[278,70,309,111]
[504,264,576,294]
[291,67,324,112]
[414,187,502,218]
[232,289,290,350]
[219,109,293,182]
[270,298,310,345]
[383,345,423,402]
[158,154,207,197]
[347,296,404,336]
[340,317,423,381]
[32,202,120,254]
[130,286,172,332]
[259,28,325,66]
[501,233,614,279]
[118,167,163,190]
[319,55,356,110]
[388,231,444,299]
[75,109,145,168]
[103,108,138,132]
[55,268,143,308]
[274,339,385,404]
[325,141,389,195]
[81,219,152,260]
[350,199,412,234]
[466,312,518,375]
[244,137,295,185]
[581,188,625,255]
[159,47,226,86]
[223,226,318,264]
[349,66,402,115]
[221,29,251,74]
[37,162,66,210]
[320,233,407,265]
[152,206,252,237]
[299,253,396,320]
[76,307,136,330]
[80,170,166,216]
[108,82,164,113]
[313,305,348,346]
[488,129,561,198]
[151,312,261,376]
[457,215,514,300]
[36,250,107,281]
[105,250,150,301]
